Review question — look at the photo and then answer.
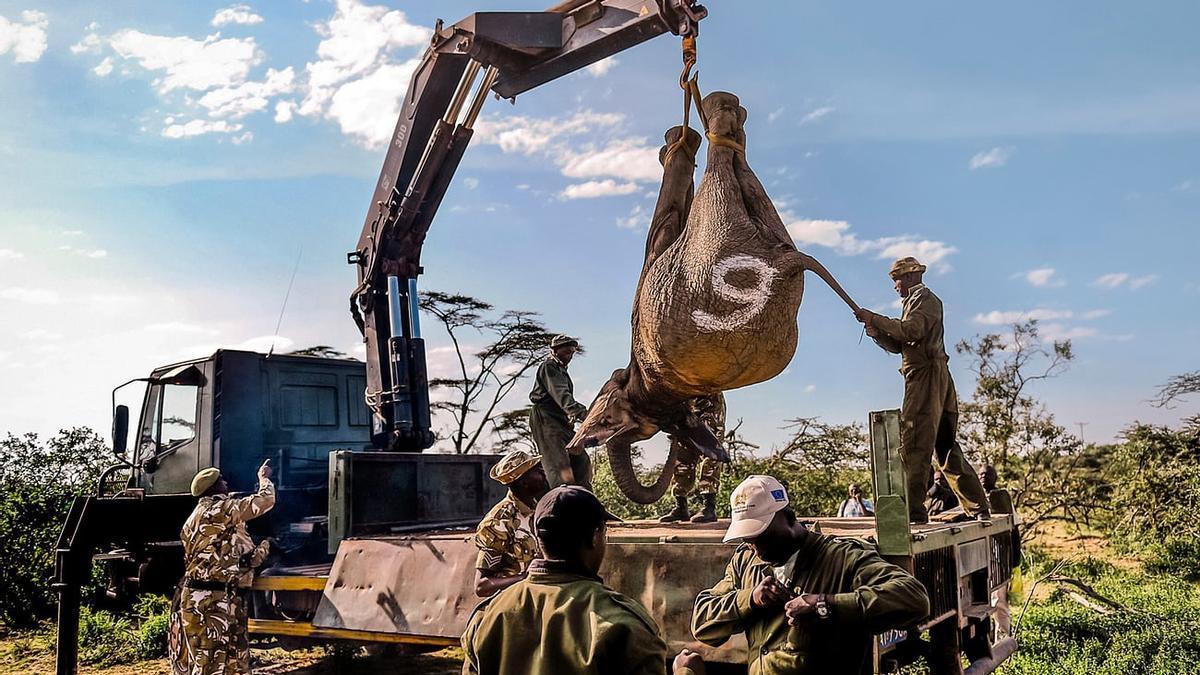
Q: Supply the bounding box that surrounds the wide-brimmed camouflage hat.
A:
[550,334,579,350]
[190,467,221,497]
[489,449,543,485]
[889,256,927,279]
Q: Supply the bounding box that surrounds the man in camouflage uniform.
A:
[474,449,551,597]
[855,256,990,524]
[529,334,591,490]
[659,393,726,524]
[169,460,274,675]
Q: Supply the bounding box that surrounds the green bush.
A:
[1000,557,1200,675]
[76,595,171,666]
[0,428,111,627]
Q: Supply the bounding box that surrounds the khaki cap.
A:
[889,256,927,279]
[190,467,221,497]
[550,334,579,350]
[722,475,789,543]
[489,449,542,485]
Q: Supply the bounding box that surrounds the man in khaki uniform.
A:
[529,334,591,489]
[692,476,929,675]
[473,449,550,597]
[169,461,274,675]
[462,485,704,675]
[660,393,726,523]
[854,256,990,523]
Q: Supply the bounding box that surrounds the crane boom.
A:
[349,0,707,451]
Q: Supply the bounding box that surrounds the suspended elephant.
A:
[568,91,859,504]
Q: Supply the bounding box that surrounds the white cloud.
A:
[212,5,265,27]
[803,384,817,393]
[231,131,254,145]
[1092,272,1128,289]
[297,0,431,147]
[323,58,422,148]
[1080,309,1111,320]
[21,328,63,341]
[110,29,261,93]
[1129,274,1159,290]
[162,119,244,139]
[463,177,479,190]
[974,308,1074,325]
[274,100,295,123]
[474,110,623,156]
[0,287,61,304]
[585,56,618,77]
[233,335,293,353]
[196,66,295,118]
[799,106,834,126]
[969,146,1013,170]
[0,10,48,63]
[1091,272,1157,290]
[71,31,102,55]
[1023,267,1064,288]
[93,57,114,77]
[0,248,23,259]
[62,230,84,236]
[560,139,661,183]
[145,322,219,335]
[768,107,785,124]
[617,204,649,231]
[782,212,958,272]
[560,179,639,200]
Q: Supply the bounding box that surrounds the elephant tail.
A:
[606,439,678,505]
[793,251,860,313]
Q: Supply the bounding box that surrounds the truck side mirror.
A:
[113,405,129,458]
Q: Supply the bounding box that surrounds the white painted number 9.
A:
[691,255,778,332]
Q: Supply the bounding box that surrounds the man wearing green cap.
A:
[473,449,551,597]
[462,485,705,675]
[529,334,592,489]
[853,256,990,524]
[168,461,274,675]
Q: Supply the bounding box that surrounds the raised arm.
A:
[230,461,276,522]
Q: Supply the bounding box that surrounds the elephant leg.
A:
[643,126,701,269]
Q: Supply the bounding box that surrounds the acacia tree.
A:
[955,320,1102,539]
[419,291,558,454]
[1153,370,1200,429]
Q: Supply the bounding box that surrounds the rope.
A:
[706,131,745,154]
[670,34,744,159]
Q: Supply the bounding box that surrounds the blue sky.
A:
[1,1,1197,458]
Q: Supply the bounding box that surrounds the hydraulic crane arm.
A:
[349,0,707,451]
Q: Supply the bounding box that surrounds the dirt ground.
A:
[0,632,464,675]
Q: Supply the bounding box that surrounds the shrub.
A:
[76,595,171,666]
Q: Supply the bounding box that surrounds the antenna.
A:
[268,246,303,357]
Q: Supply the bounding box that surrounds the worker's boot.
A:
[690,494,718,523]
[659,495,690,523]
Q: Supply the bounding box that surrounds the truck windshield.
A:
[139,383,199,460]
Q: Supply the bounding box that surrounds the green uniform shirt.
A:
[181,477,275,588]
[473,490,538,578]
[870,284,949,375]
[528,355,588,423]
[692,534,930,675]
[462,559,693,675]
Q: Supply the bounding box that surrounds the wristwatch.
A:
[815,595,831,620]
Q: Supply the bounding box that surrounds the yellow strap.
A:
[706,132,745,154]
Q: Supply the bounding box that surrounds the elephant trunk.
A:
[606,439,678,505]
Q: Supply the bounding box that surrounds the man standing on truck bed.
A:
[462,485,705,675]
[529,334,592,489]
[854,256,991,524]
[473,449,551,597]
[660,393,726,524]
[692,475,930,675]
[169,460,274,675]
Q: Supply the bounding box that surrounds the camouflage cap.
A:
[889,256,927,279]
[190,467,221,497]
[550,334,579,350]
[489,449,543,485]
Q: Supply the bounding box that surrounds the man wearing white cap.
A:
[691,476,929,674]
